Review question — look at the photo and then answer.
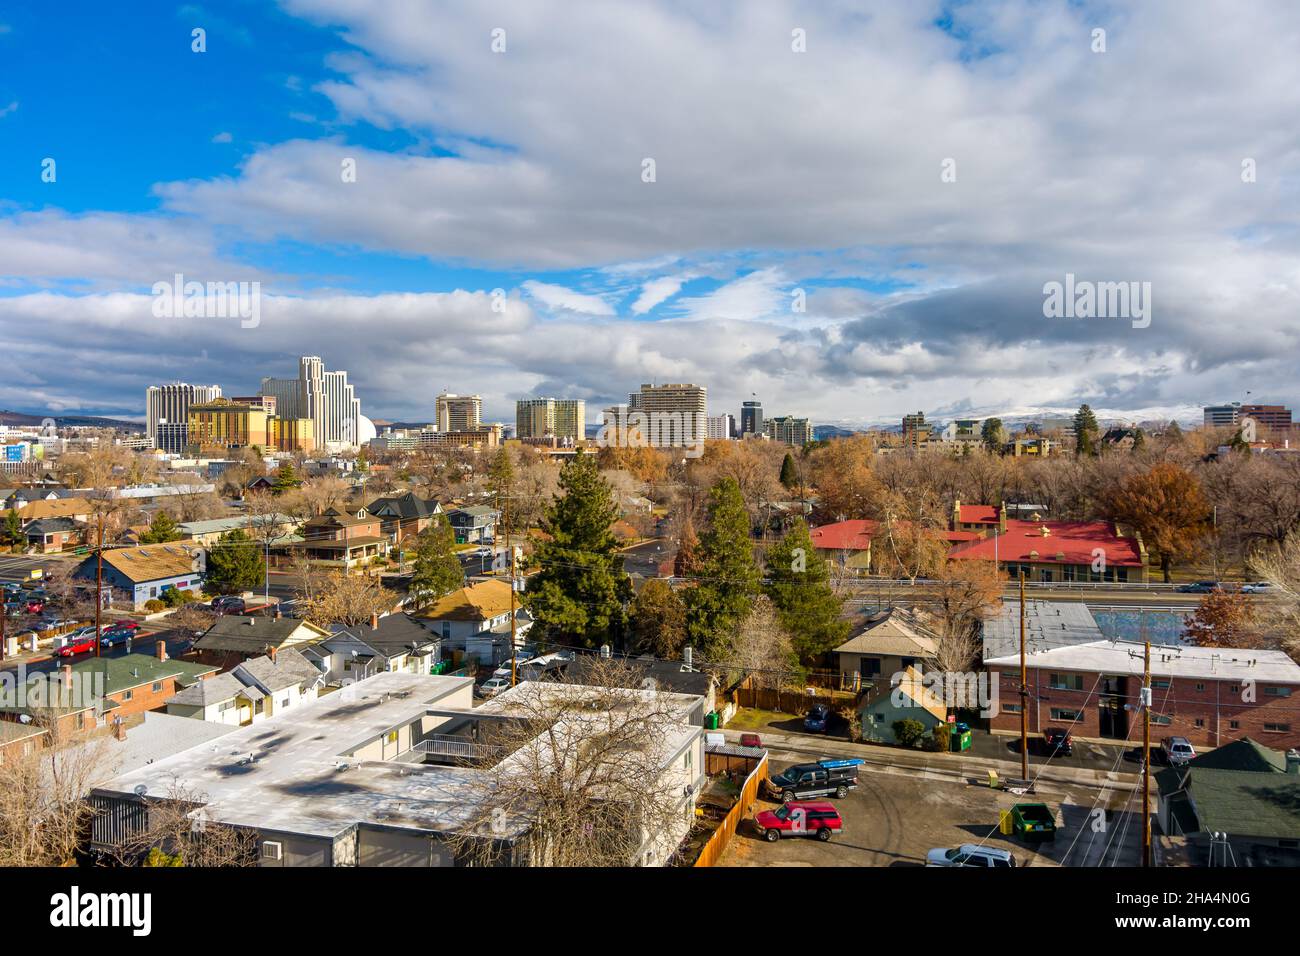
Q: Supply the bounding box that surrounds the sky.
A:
[0,0,1298,428]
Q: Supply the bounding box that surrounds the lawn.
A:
[725,707,790,731]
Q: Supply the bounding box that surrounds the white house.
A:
[165,648,324,726]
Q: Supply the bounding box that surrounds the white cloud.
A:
[211,131,233,143]
[521,280,614,315]
[0,100,17,119]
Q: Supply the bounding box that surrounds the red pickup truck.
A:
[754,802,843,842]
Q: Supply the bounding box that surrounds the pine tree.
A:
[764,518,850,663]
[981,418,1005,454]
[524,452,631,647]
[272,462,302,495]
[779,452,799,491]
[139,510,183,544]
[2,509,23,548]
[1074,404,1099,456]
[408,513,464,611]
[684,477,761,659]
[1131,428,1145,453]
[205,529,266,595]
[487,447,516,529]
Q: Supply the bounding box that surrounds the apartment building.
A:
[516,398,586,441]
[765,415,813,446]
[436,393,483,433]
[626,383,707,449]
[706,414,735,440]
[187,398,270,450]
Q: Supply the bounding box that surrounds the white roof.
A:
[986,640,1300,683]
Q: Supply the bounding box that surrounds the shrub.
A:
[931,723,952,753]
[143,599,166,613]
[892,718,927,748]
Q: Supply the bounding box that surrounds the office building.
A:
[902,412,929,448]
[187,398,270,450]
[1204,403,1242,428]
[436,394,483,433]
[146,383,223,453]
[516,398,586,441]
[740,400,763,438]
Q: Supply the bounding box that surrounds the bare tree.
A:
[929,560,1005,673]
[295,570,397,628]
[444,658,697,867]
[714,595,796,690]
[107,776,258,867]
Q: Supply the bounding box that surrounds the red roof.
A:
[810,520,878,551]
[957,504,1001,524]
[948,520,1143,567]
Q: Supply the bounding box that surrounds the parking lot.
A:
[718,750,1142,868]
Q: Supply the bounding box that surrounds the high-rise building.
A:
[1203,402,1294,433]
[436,394,483,433]
[1203,403,1241,428]
[146,383,223,453]
[261,356,362,450]
[902,412,929,449]
[187,398,270,450]
[627,383,707,449]
[740,400,763,438]
[516,398,586,441]
[706,414,735,440]
[765,416,813,446]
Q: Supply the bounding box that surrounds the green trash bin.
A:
[951,729,972,752]
[705,711,720,730]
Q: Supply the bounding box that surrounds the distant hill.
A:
[813,424,862,440]
[0,409,141,430]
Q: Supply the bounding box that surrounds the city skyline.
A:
[2,2,1298,428]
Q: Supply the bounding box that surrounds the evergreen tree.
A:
[1074,404,1100,456]
[2,509,24,548]
[764,518,850,663]
[1131,428,1146,453]
[629,578,688,658]
[684,477,761,659]
[524,452,631,647]
[487,447,516,529]
[355,449,369,473]
[408,513,464,611]
[205,529,266,595]
[272,462,302,495]
[981,418,1005,454]
[139,510,183,544]
[779,452,799,491]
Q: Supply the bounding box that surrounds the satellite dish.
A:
[133,784,148,797]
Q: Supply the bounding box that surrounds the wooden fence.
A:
[693,751,768,868]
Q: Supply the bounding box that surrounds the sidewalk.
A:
[723,726,1141,793]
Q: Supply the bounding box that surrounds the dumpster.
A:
[951,728,972,752]
[704,711,720,730]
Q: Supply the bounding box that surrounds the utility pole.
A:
[506,494,518,687]
[1142,639,1152,867]
[94,511,105,659]
[1019,570,1028,781]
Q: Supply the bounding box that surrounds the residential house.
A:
[0,721,47,764]
[416,578,529,666]
[74,542,206,609]
[568,652,717,715]
[832,608,938,690]
[288,507,389,569]
[1156,737,1300,866]
[303,613,440,684]
[809,518,977,574]
[366,492,444,546]
[445,505,500,544]
[166,648,324,725]
[192,614,332,670]
[858,665,948,744]
[179,512,297,547]
[23,516,87,553]
[2,495,93,525]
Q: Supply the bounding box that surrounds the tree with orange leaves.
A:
[1106,462,1210,582]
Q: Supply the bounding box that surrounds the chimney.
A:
[268,645,277,663]
[600,644,611,659]
[156,640,167,662]
[113,717,127,741]
[683,646,694,670]
[999,501,1007,534]
[61,665,73,691]
[371,612,379,631]
[273,604,282,620]
[1287,750,1300,776]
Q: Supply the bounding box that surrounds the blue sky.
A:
[0,0,1297,426]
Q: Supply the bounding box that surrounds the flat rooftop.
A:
[986,640,1300,683]
[94,673,481,839]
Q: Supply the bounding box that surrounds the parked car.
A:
[1161,736,1196,766]
[1042,727,1074,757]
[57,635,97,657]
[24,599,45,614]
[476,676,511,698]
[1241,581,1275,594]
[105,619,141,635]
[739,732,763,749]
[210,596,246,615]
[766,758,862,802]
[1009,803,1057,841]
[1176,581,1221,593]
[753,802,843,842]
[803,704,831,733]
[926,844,1017,868]
[100,630,134,648]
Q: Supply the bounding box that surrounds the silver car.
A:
[1161,736,1196,766]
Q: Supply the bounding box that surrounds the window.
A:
[122,690,133,701]
[1229,720,1240,730]
[1265,687,1292,698]
[1003,703,1022,714]
[1050,708,1081,721]
[1049,674,1084,691]
[1151,679,1171,690]
[1264,723,1291,733]
[1195,683,1205,692]
[1194,718,1205,728]
[151,682,162,692]
[1151,714,1171,726]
